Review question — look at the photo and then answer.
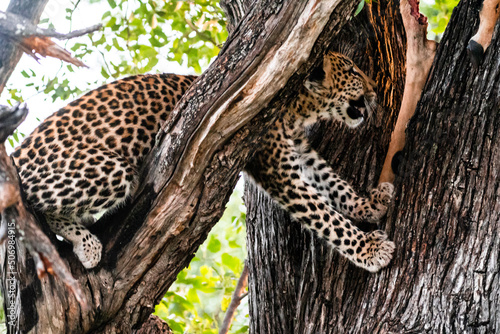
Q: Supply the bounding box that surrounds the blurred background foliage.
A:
[420,0,460,41]
[0,0,459,332]
[2,0,226,108]
[155,188,248,333]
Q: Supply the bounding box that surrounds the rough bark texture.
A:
[244,0,500,332]
[244,0,406,332]
[0,0,362,333]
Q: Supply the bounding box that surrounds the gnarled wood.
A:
[244,0,407,330]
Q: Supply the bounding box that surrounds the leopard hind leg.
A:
[45,214,102,269]
[36,145,138,268]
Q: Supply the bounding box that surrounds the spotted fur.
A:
[12,74,196,268]
[247,52,395,272]
[12,52,394,271]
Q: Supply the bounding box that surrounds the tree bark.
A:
[0,0,362,333]
[245,0,500,332]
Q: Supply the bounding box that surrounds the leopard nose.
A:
[347,97,366,119]
[347,106,363,119]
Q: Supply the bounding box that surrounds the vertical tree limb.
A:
[246,0,500,331]
[378,0,437,184]
[244,0,407,331]
[1,0,363,332]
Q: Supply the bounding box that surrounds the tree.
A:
[0,0,364,332]
[243,0,500,332]
[1,0,497,333]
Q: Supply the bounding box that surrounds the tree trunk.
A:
[0,0,362,332]
[245,0,500,332]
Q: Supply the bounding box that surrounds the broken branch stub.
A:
[18,36,87,67]
[0,10,101,68]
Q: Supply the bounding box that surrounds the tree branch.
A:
[0,10,101,67]
[0,2,90,332]
[0,104,27,144]
[135,315,173,334]
[0,0,50,95]
[0,11,102,40]
[0,105,86,332]
[378,0,437,184]
[219,263,249,334]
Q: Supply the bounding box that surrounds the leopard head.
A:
[304,52,377,128]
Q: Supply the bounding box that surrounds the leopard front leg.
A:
[281,182,394,272]
[297,146,394,223]
[246,158,395,272]
[350,182,394,223]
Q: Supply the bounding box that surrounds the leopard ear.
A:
[307,63,325,83]
[304,62,326,93]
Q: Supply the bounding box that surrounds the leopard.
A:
[12,52,395,272]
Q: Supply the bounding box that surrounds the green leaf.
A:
[234,325,250,333]
[106,17,117,28]
[228,239,240,248]
[354,0,365,16]
[186,288,200,304]
[112,38,124,51]
[101,10,111,19]
[101,67,110,79]
[221,296,231,311]
[221,253,241,273]
[207,235,221,253]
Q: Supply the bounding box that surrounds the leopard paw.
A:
[357,230,395,272]
[73,233,102,269]
[353,182,394,223]
[370,182,394,207]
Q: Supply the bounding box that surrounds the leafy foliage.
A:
[421,0,460,41]
[3,0,226,154]
[155,185,248,333]
[96,0,226,76]
[2,0,226,108]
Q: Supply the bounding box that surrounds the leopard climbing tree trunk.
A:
[0,0,362,333]
[242,0,500,332]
